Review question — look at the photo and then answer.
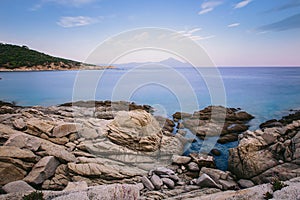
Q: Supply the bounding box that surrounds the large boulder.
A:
[24,156,60,185]
[228,118,300,184]
[107,110,163,152]
[181,106,253,143]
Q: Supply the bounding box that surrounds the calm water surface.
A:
[1,67,300,170]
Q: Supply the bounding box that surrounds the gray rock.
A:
[153,167,175,176]
[171,155,191,165]
[63,181,88,191]
[78,127,98,139]
[219,179,237,190]
[196,173,221,189]
[238,179,255,188]
[24,156,60,185]
[187,162,200,171]
[161,178,175,189]
[12,118,26,130]
[2,180,34,193]
[136,183,144,191]
[141,176,155,190]
[151,174,163,190]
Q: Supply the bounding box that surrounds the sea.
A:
[1,67,300,170]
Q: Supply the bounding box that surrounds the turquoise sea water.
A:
[1,67,300,170]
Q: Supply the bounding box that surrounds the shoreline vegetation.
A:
[0,43,115,71]
[0,100,299,199]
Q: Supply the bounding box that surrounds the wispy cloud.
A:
[267,0,300,12]
[234,0,252,9]
[171,28,215,41]
[228,23,240,28]
[198,1,223,15]
[31,0,96,10]
[257,13,300,32]
[57,16,99,28]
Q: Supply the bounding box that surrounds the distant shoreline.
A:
[0,65,116,72]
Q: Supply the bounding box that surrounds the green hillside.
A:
[0,43,81,69]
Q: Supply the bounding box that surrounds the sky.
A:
[0,0,300,66]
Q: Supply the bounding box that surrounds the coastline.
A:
[0,64,116,72]
[0,100,299,199]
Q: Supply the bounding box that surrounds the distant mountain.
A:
[114,57,192,69]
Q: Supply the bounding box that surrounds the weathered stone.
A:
[171,155,191,165]
[0,162,26,185]
[40,141,76,163]
[153,167,176,176]
[0,146,37,162]
[26,118,54,136]
[2,180,34,193]
[150,174,163,190]
[161,178,175,189]
[199,167,230,183]
[52,123,79,138]
[187,162,200,171]
[24,156,60,185]
[107,110,162,152]
[12,118,26,130]
[77,127,98,139]
[4,133,41,151]
[141,176,155,190]
[196,173,221,189]
[189,153,215,168]
[63,181,88,191]
[48,137,69,145]
[237,179,255,188]
[67,162,125,179]
[172,112,192,120]
[218,179,237,190]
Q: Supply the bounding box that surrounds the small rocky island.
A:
[0,100,299,199]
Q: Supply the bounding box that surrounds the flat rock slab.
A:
[0,146,37,162]
[2,180,34,193]
[52,123,79,138]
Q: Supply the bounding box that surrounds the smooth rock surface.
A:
[2,180,34,193]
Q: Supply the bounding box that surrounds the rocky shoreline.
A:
[0,100,299,199]
[0,63,115,72]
